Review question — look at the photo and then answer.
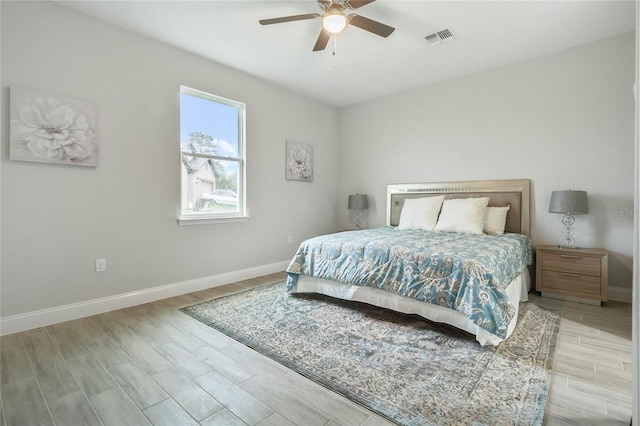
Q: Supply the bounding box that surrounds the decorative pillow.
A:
[484,205,511,235]
[434,197,490,234]
[397,196,445,230]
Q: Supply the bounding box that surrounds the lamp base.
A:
[354,209,362,230]
[559,213,577,249]
[557,244,582,250]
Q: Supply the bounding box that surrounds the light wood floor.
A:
[0,272,633,426]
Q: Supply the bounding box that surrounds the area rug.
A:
[181,281,560,426]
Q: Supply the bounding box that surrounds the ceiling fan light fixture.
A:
[259,0,394,51]
[322,10,347,34]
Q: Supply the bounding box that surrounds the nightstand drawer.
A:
[536,245,608,304]
[540,252,601,276]
[540,270,602,296]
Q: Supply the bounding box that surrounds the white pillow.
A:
[397,196,445,230]
[434,197,490,234]
[484,206,510,235]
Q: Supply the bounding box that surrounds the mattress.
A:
[286,227,535,345]
[289,269,530,346]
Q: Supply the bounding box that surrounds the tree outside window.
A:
[179,87,246,223]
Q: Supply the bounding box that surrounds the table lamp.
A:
[548,190,588,248]
[348,194,369,230]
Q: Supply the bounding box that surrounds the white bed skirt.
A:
[289,267,530,346]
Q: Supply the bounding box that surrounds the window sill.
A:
[178,215,250,226]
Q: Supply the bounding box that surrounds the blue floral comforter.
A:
[286,227,534,339]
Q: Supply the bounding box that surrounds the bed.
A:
[285,179,534,346]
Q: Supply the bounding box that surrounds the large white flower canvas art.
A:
[10,87,99,167]
[285,140,313,182]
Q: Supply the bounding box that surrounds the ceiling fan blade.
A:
[348,14,394,37]
[346,0,376,9]
[259,13,319,25]
[313,28,331,51]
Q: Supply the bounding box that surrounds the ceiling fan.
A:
[259,0,395,52]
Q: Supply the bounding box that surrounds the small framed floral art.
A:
[10,86,99,167]
[285,140,313,182]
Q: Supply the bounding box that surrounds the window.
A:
[179,86,246,224]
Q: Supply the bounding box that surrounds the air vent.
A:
[425,29,454,46]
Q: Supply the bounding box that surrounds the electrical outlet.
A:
[95,258,106,272]
[287,235,293,244]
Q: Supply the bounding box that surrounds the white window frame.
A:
[178,86,247,225]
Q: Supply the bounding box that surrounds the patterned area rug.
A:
[181,281,560,426]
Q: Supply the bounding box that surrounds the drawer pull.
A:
[560,254,582,259]
[560,272,581,278]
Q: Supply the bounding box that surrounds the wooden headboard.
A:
[386,179,531,235]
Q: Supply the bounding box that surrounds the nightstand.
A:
[535,245,608,305]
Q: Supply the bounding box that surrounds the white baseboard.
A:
[0,260,290,336]
[608,286,633,303]
[3,267,629,336]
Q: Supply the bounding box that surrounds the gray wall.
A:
[0,1,635,322]
[337,32,636,290]
[1,1,339,317]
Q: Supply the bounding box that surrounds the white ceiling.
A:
[56,0,636,107]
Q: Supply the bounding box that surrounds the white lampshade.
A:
[322,12,347,34]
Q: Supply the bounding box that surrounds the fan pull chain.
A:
[333,35,338,68]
